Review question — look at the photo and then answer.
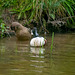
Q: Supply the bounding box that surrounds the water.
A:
[0,33,75,75]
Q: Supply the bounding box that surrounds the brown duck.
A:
[11,22,31,41]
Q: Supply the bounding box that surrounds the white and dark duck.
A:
[30,27,47,47]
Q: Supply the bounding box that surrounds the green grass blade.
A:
[50,32,54,52]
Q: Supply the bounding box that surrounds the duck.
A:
[11,22,31,41]
[30,27,47,47]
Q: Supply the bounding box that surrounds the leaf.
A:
[10,9,20,14]
[2,30,4,32]
[65,1,74,16]
[25,3,32,11]
[29,9,35,20]
[6,26,10,28]
[50,14,55,20]
[18,12,22,19]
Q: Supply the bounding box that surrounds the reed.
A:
[50,32,54,52]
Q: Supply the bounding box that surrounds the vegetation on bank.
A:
[0,0,75,37]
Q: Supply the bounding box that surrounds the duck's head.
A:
[11,22,23,32]
[31,27,39,37]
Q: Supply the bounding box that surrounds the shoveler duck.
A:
[11,22,31,41]
[30,27,47,46]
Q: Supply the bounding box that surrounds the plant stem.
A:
[50,32,54,52]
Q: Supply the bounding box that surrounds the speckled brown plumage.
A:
[11,22,31,41]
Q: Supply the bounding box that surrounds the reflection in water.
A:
[30,47,45,74]
[30,47,45,55]
[0,33,75,75]
[15,40,30,53]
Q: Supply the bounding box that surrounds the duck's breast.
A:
[30,37,45,46]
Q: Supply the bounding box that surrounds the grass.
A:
[0,22,10,38]
[0,0,75,37]
[0,0,74,37]
[50,32,54,52]
[0,0,74,24]
[0,23,6,38]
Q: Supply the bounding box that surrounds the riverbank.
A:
[0,0,75,38]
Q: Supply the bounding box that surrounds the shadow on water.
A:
[0,33,75,75]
